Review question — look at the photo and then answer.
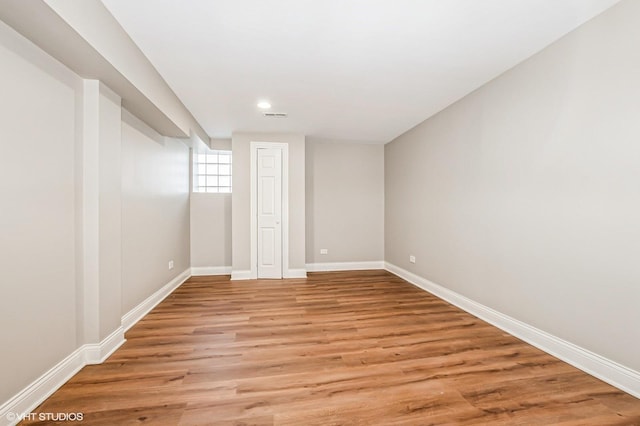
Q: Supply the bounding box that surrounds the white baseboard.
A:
[83,326,125,364]
[1,268,191,426]
[121,268,190,332]
[0,328,126,426]
[1,268,188,425]
[231,269,308,279]
[384,262,640,399]
[231,270,252,280]
[0,348,84,426]
[191,266,232,276]
[286,269,308,279]
[306,261,385,272]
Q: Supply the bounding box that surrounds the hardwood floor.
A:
[22,271,640,425]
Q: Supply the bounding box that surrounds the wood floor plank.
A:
[20,270,640,425]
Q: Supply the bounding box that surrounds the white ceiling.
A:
[102,0,620,144]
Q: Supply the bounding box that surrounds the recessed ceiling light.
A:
[257,101,271,109]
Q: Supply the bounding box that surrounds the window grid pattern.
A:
[194,150,232,193]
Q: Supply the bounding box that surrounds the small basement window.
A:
[193,149,232,193]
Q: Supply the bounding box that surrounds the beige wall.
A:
[96,83,123,340]
[0,20,79,404]
[232,132,305,275]
[306,140,384,265]
[190,138,232,270]
[193,138,385,271]
[0,11,192,413]
[121,111,191,314]
[385,0,640,372]
[0,18,194,406]
[190,193,232,268]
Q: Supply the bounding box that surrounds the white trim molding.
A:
[1,268,191,425]
[384,262,640,399]
[231,269,306,280]
[191,266,232,276]
[286,269,308,279]
[231,270,252,281]
[0,348,85,426]
[0,329,126,426]
[83,327,125,365]
[121,268,190,332]
[306,261,385,273]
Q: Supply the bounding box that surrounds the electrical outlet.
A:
[409,255,416,264]
[320,249,328,255]
[168,260,174,270]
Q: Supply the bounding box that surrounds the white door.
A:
[257,148,282,278]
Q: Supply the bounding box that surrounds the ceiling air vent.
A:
[263,112,288,118]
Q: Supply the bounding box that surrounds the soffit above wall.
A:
[0,0,209,143]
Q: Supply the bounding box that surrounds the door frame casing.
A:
[250,142,289,279]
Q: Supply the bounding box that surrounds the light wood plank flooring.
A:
[22,271,640,425]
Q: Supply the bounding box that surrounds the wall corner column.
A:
[79,79,122,347]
